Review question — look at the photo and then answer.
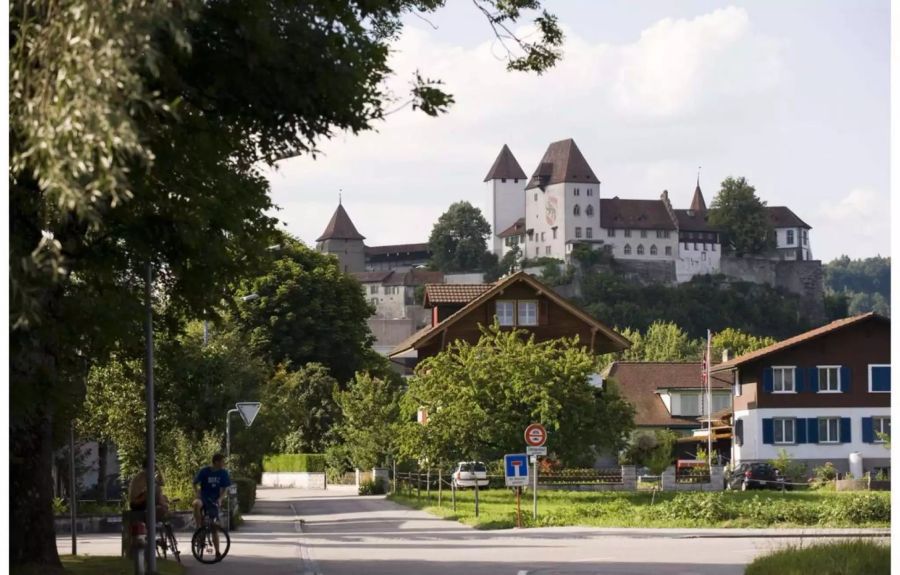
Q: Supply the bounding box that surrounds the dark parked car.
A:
[726,463,787,491]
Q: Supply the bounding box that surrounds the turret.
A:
[316,201,366,273]
[484,144,527,254]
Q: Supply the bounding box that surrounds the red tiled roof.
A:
[712,313,887,373]
[605,362,732,427]
[690,185,707,212]
[484,144,527,182]
[766,206,811,229]
[364,243,430,256]
[423,284,493,306]
[600,198,677,230]
[317,204,365,241]
[498,218,526,238]
[526,139,600,190]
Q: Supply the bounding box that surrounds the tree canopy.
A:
[428,201,493,273]
[824,256,890,316]
[708,177,776,256]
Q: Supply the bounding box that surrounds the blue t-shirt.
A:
[194,466,232,503]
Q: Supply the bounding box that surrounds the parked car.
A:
[452,461,489,489]
[726,462,786,491]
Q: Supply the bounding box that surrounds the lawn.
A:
[12,556,184,575]
[744,539,890,575]
[388,487,890,530]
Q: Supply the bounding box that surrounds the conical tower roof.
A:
[316,203,365,242]
[690,181,707,212]
[526,138,600,190]
[483,144,527,182]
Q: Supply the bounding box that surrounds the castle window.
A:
[650,245,657,255]
[534,193,538,202]
[370,285,379,294]
[574,204,581,216]
[665,246,672,256]
[702,251,707,261]
[515,178,519,183]
[624,229,631,238]
[637,244,645,255]
[786,230,795,245]
[541,232,545,242]
[520,235,525,244]
[586,227,593,239]
[575,227,582,238]
[587,188,593,196]
[545,246,551,255]
[586,204,594,216]
[640,230,647,238]
[535,247,539,257]
[607,228,615,237]
[624,244,632,255]
[501,178,507,183]
[711,243,716,251]
[574,188,580,196]
[552,228,557,239]
[693,242,698,251]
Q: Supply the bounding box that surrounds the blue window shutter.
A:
[840,417,851,443]
[862,417,874,443]
[840,366,851,393]
[763,368,774,393]
[762,418,774,444]
[872,366,891,392]
[796,418,807,443]
[807,418,819,444]
[735,419,744,446]
[796,369,806,393]
[810,367,819,392]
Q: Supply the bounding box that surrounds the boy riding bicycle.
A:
[192,453,232,556]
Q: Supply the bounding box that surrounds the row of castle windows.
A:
[622,244,673,257]
[572,204,594,216]
[608,229,672,239]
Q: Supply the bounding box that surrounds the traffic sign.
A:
[236,402,261,427]
[526,445,547,456]
[504,453,529,487]
[524,423,547,447]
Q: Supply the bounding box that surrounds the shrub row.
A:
[359,478,387,496]
[262,454,326,473]
[233,476,257,513]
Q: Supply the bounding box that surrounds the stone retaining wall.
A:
[261,471,326,489]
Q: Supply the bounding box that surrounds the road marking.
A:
[290,503,320,575]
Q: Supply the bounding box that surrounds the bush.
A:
[822,493,891,524]
[770,449,808,483]
[811,462,838,490]
[652,493,731,522]
[358,478,386,496]
[233,476,257,513]
[745,540,890,575]
[262,454,326,473]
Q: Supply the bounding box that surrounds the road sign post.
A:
[523,424,547,521]
[226,402,261,531]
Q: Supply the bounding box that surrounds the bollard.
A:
[426,469,431,502]
[474,477,480,518]
[452,479,457,511]
[131,520,147,575]
[416,471,421,499]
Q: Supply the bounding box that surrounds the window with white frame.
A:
[607,228,615,237]
[650,245,657,255]
[874,417,891,442]
[517,300,538,326]
[679,393,701,416]
[773,367,796,393]
[624,229,631,238]
[637,244,645,255]
[818,417,840,443]
[545,246,551,255]
[786,229,795,245]
[711,393,731,413]
[495,300,515,326]
[575,227,582,238]
[587,188,593,196]
[586,227,593,239]
[369,285,378,294]
[665,246,672,256]
[640,230,647,238]
[773,418,795,444]
[817,366,840,392]
[869,364,891,393]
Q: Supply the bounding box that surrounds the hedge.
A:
[233,477,257,513]
[262,454,326,473]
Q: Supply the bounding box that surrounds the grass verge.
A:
[12,556,184,575]
[388,488,890,530]
[744,539,890,575]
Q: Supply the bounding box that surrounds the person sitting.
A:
[128,460,170,519]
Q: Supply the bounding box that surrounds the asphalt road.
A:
[58,486,889,575]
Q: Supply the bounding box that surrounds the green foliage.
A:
[653,493,729,522]
[262,454,326,473]
[262,363,340,454]
[358,478,387,496]
[428,202,492,273]
[711,328,776,360]
[332,372,403,471]
[745,540,890,575]
[821,492,891,524]
[496,245,523,278]
[770,449,808,483]
[396,323,634,468]
[824,255,890,301]
[233,477,257,514]
[621,429,677,475]
[620,322,700,362]
[708,176,776,255]
[538,260,574,286]
[811,462,838,489]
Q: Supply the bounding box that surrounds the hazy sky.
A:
[265,0,890,261]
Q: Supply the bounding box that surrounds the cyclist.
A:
[128,460,170,519]
[192,453,232,555]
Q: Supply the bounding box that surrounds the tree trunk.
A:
[97,440,108,503]
[11,413,63,567]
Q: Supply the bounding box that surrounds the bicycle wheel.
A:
[165,524,181,564]
[191,524,230,563]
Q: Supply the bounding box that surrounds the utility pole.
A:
[225,408,239,531]
[144,261,157,575]
[69,421,77,555]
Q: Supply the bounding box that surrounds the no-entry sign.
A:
[524,423,547,447]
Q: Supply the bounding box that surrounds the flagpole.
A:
[706,329,713,466]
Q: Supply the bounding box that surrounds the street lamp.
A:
[240,293,260,302]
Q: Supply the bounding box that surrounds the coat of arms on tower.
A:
[545,195,558,226]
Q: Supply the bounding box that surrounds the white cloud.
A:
[815,188,890,258]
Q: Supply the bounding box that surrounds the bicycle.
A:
[191,500,231,564]
[155,500,181,564]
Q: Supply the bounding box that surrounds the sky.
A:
[264,0,890,261]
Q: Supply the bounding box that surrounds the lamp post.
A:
[225,408,239,532]
[144,260,157,575]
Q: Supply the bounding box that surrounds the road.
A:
[59,487,889,575]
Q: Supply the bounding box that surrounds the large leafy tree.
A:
[262,363,342,454]
[396,325,634,468]
[708,176,776,256]
[428,201,493,273]
[332,372,404,471]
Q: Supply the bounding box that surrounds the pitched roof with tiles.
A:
[674,209,719,233]
[526,139,600,190]
[766,206,811,229]
[383,269,445,286]
[317,203,365,241]
[600,198,677,230]
[484,144,527,182]
[604,362,732,427]
[690,184,708,212]
[498,217,526,238]
[712,313,887,373]
[423,284,494,307]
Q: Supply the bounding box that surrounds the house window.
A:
[541,232,545,241]
[701,251,706,261]
[545,246,551,255]
[786,230,795,245]
[637,244,645,255]
[802,229,808,245]
[874,417,891,442]
[574,204,581,216]
[501,178,507,183]
[735,419,744,446]
[817,366,841,392]
[519,235,525,244]
[773,418,795,444]
[587,188,593,196]
[664,230,671,239]
[869,364,891,392]
[607,228,615,237]
[818,417,841,444]
[680,393,700,416]
[575,227,582,238]
[535,247,539,257]
[665,246,672,256]
[683,242,688,251]
[711,393,731,413]
[369,285,379,294]
[650,245,657,256]
[495,300,515,326]
[517,300,538,326]
[574,188,580,196]
[624,229,631,238]
[585,227,593,239]
[693,242,698,251]
[552,228,557,239]
[534,193,538,202]
[586,204,594,216]
[640,230,647,238]
[772,367,796,393]
[711,243,716,251]
[624,244,631,255]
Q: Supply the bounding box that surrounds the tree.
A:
[396,324,634,467]
[711,328,776,362]
[332,372,403,471]
[621,429,677,475]
[263,363,341,454]
[428,202,492,273]
[620,322,701,363]
[708,177,776,256]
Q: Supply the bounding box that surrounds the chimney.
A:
[722,349,730,363]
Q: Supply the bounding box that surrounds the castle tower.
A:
[316,201,366,273]
[690,177,707,212]
[484,144,527,254]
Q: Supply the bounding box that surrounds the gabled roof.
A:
[317,203,365,241]
[604,362,731,427]
[600,198,677,230]
[526,139,600,190]
[673,209,719,233]
[484,144,527,182]
[423,284,494,307]
[364,243,430,256]
[383,269,445,287]
[351,271,393,284]
[690,184,707,212]
[497,217,526,238]
[711,313,888,373]
[766,206,811,229]
[390,271,630,358]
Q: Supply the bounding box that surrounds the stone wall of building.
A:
[721,256,825,324]
[612,259,677,285]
